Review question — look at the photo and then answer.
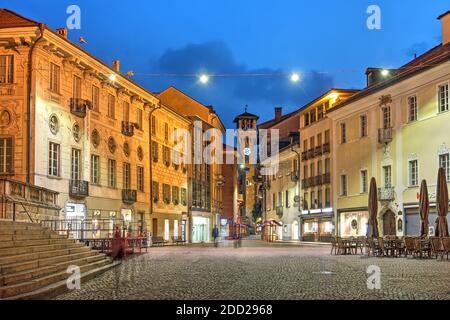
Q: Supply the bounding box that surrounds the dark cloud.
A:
[138,41,334,128]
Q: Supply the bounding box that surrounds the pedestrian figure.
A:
[212,225,219,247]
[111,225,125,260]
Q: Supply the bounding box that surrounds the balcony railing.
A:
[307,149,315,159]
[322,142,330,154]
[308,177,316,187]
[315,175,323,185]
[70,98,92,118]
[378,127,393,144]
[322,172,331,184]
[69,180,89,198]
[378,187,395,201]
[314,146,323,157]
[122,121,135,137]
[301,151,308,161]
[122,189,137,204]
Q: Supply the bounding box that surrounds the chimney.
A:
[438,11,450,46]
[274,107,282,121]
[56,28,68,38]
[112,60,121,72]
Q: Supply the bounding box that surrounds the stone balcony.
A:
[69,180,89,198]
[70,98,92,118]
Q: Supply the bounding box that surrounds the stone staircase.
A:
[0,220,119,300]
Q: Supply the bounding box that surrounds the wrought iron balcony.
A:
[121,121,136,137]
[70,98,92,118]
[308,177,316,187]
[307,149,315,159]
[314,146,323,157]
[69,180,89,198]
[122,189,137,204]
[301,151,308,161]
[322,142,330,154]
[378,187,395,201]
[378,127,393,144]
[315,175,323,185]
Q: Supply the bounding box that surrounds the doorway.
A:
[152,218,158,237]
[383,210,396,236]
[292,221,299,240]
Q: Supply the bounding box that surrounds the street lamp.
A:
[290,72,300,83]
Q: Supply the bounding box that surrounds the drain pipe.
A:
[26,24,45,184]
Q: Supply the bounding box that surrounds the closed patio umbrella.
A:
[419,179,430,237]
[368,177,379,238]
[436,167,449,237]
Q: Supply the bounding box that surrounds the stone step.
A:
[0,245,92,266]
[0,228,53,236]
[0,258,116,299]
[0,242,85,257]
[0,250,100,275]
[0,252,108,287]
[0,233,66,242]
[0,238,76,249]
[0,221,46,230]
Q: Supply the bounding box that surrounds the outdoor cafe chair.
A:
[330,237,338,255]
[414,237,431,259]
[336,237,351,255]
[404,237,416,258]
[430,237,444,260]
[442,237,450,260]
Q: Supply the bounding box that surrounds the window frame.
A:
[407,95,418,122]
[90,154,100,185]
[0,137,13,174]
[48,142,60,177]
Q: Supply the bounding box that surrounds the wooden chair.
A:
[442,237,450,260]
[430,237,444,260]
[330,237,338,255]
[404,237,416,258]
[356,236,366,254]
[414,238,431,259]
[336,237,351,255]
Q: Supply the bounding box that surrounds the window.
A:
[0,55,14,84]
[91,155,100,184]
[285,190,289,207]
[163,146,170,166]
[92,85,100,112]
[317,189,323,208]
[136,108,143,130]
[310,191,315,209]
[163,184,171,204]
[408,95,417,122]
[409,160,418,186]
[151,115,157,136]
[317,133,322,146]
[123,163,131,189]
[360,115,367,137]
[382,106,391,129]
[73,75,81,99]
[49,63,60,93]
[340,123,346,143]
[303,139,308,152]
[277,192,282,207]
[361,170,368,193]
[318,105,324,120]
[439,153,450,181]
[324,130,330,143]
[304,113,310,127]
[152,142,158,162]
[152,181,159,202]
[303,165,308,179]
[71,149,81,181]
[325,188,331,207]
[310,163,315,178]
[172,186,179,204]
[272,193,276,209]
[107,94,115,118]
[438,84,449,112]
[0,137,13,174]
[108,159,116,188]
[181,188,187,205]
[48,142,60,177]
[309,136,315,149]
[123,101,130,122]
[340,175,347,196]
[164,123,169,142]
[383,165,392,188]
[310,110,316,123]
[317,160,323,176]
[137,166,144,192]
[303,192,308,209]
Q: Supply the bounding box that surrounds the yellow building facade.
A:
[328,12,450,237]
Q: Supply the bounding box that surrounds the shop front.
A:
[192,216,210,243]
[300,213,334,242]
[404,204,438,236]
[338,210,369,238]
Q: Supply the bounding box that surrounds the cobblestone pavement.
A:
[56,240,450,300]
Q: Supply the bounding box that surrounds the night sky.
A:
[1,0,448,127]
